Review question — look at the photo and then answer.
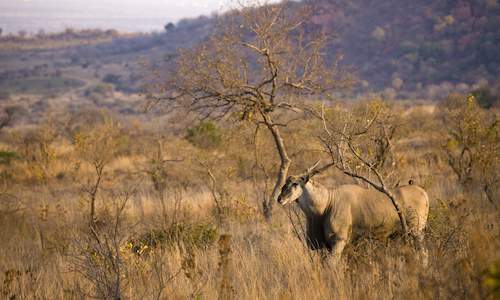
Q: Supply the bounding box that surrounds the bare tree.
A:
[150,1,351,218]
[74,117,128,225]
[144,139,184,227]
[318,100,411,236]
[196,159,228,226]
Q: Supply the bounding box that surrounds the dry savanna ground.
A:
[0,95,498,299]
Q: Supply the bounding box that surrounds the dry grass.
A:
[0,99,498,299]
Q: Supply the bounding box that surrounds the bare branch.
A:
[148,1,352,218]
[318,101,410,236]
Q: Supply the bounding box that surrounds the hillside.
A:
[0,0,499,106]
[308,0,500,96]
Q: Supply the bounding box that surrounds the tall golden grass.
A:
[0,98,498,299]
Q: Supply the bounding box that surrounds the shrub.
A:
[128,223,218,255]
[15,122,58,183]
[471,86,499,108]
[439,94,499,206]
[371,26,386,41]
[186,121,222,149]
[83,84,113,102]
[73,117,129,222]
[103,73,122,85]
[0,151,17,165]
[73,117,129,166]
[484,261,500,298]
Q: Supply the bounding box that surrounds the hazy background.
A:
[0,0,247,34]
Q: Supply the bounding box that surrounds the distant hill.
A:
[1,0,499,101]
[305,0,500,97]
[146,0,500,98]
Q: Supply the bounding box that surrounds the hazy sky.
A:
[1,0,234,17]
[0,0,273,33]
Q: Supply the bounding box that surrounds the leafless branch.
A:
[147,1,352,218]
[318,101,410,236]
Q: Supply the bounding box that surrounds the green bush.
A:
[128,223,218,255]
[166,223,218,248]
[186,121,222,149]
[484,260,500,298]
[471,86,498,109]
[0,151,17,164]
[83,84,113,101]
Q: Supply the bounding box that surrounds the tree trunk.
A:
[261,112,291,219]
[89,163,104,226]
[90,197,96,225]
